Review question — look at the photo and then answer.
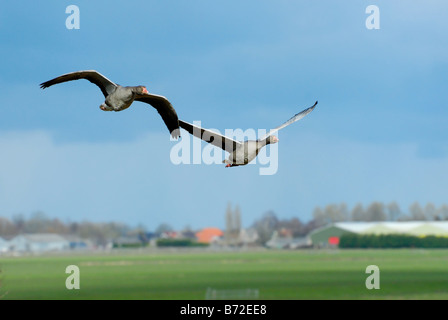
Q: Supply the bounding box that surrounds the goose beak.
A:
[142,87,149,94]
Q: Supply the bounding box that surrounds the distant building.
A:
[238,228,259,247]
[143,232,157,240]
[266,231,311,249]
[113,235,144,248]
[179,230,197,240]
[309,221,448,247]
[196,227,224,244]
[62,235,93,250]
[9,234,70,252]
[160,231,180,239]
[0,237,10,253]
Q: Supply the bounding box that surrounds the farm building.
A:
[9,233,70,253]
[266,231,311,249]
[113,235,144,248]
[309,221,448,247]
[195,227,224,244]
[238,228,259,247]
[63,235,94,250]
[0,237,10,253]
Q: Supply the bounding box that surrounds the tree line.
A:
[1,201,447,246]
[311,201,448,225]
[0,211,143,246]
[250,201,448,245]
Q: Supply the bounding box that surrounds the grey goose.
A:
[179,101,317,167]
[40,70,180,138]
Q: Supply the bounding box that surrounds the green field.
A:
[1,248,447,300]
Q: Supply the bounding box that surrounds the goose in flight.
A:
[179,101,317,167]
[40,70,181,139]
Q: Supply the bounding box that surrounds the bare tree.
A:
[252,211,278,245]
[424,203,437,221]
[234,205,241,233]
[351,203,366,221]
[233,205,242,244]
[0,217,17,238]
[324,204,349,222]
[12,214,25,234]
[225,203,242,245]
[436,204,448,220]
[47,218,70,234]
[225,202,233,244]
[312,206,326,227]
[338,203,349,221]
[313,203,350,225]
[365,202,386,221]
[409,202,426,220]
[24,211,50,233]
[386,202,401,221]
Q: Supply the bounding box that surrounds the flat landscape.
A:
[1,248,447,300]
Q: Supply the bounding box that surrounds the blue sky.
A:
[1,1,447,230]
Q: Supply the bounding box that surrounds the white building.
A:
[309,221,448,247]
[239,228,259,246]
[9,234,70,253]
[0,237,10,253]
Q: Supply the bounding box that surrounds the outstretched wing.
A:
[40,70,117,98]
[135,93,180,139]
[178,120,242,153]
[258,101,318,141]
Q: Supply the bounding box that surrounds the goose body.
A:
[224,138,278,167]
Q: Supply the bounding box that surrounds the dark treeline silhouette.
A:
[340,233,448,248]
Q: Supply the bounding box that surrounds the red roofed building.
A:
[195,227,224,244]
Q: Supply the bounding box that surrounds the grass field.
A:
[1,248,447,300]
